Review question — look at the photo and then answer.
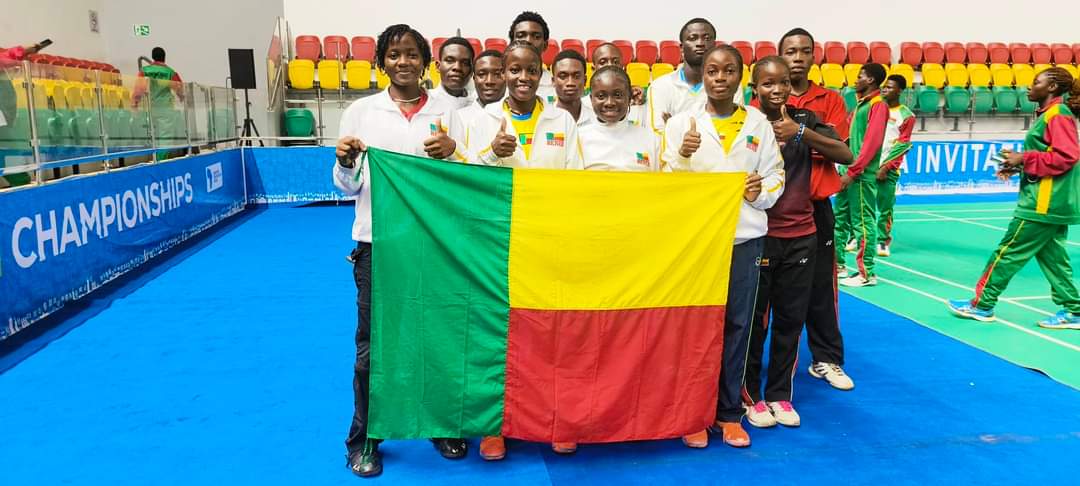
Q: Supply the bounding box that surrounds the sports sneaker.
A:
[1037,310,1080,330]
[681,429,709,448]
[947,299,995,322]
[877,244,890,257]
[837,265,853,279]
[845,238,857,252]
[745,400,777,428]
[809,362,855,390]
[766,401,801,427]
[839,274,877,287]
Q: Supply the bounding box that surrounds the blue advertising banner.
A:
[897,140,1023,194]
[243,146,343,203]
[1,150,246,340]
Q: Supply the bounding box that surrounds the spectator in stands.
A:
[457,50,505,128]
[875,74,916,257]
[508,11,556,103]
[431,37,474,110]
[551,49,594,125]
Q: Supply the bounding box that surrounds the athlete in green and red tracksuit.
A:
[837,63,889,287]
[949,67,1080,330]
[875,74,916,257]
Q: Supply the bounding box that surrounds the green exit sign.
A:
[133,24,151,37]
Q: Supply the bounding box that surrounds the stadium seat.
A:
[542,39,559,66]
[824,41,846,64]
[323,35,349,61]
[586,39,606,60]
[1051,43,1073,64]
[844,63,862,86]
[317,60,342,89]
[741,64,750,87]
[808,64,823,85]
[814,42,824,65]
[562,39,586,57]
[1016,87,1037,112]
[1034,63,1053,77]
[900,89,916,108]
[945,63,969,87]
[944,42,966,63]
[651,62,675,80]
[840,86,857,112]
[1013,64,1036,87]
[346,60,372,90]
[971,87,993,114]
[659,40,681,65]
[351,37,375,62]
[466,38,482,58]
[584,61,594,88]
[427,61,440,87]
[869,41,892,64]
[284,108,315,137]
[754,41,777,60]
[990,64,1013,86]
[889,64,915,88]
[431,37,447,57]
[288,60,315,89]
[821,63,845,88]
[1074,44,1080,65]
[375,69,390,89]
[627,62,651,88]
[295,35,321,61]
[1060,64,1079,79]
[992,86,1018,112]
[966,42,988,64]
[900,42,922,66]
[921,63,946,89]
[944,86,971,113]
[636,40,659,65]
[730,41,754,65]
[987,42,1009,64]
[922,42,945,65]
[1031,43,1052,64]
[1009,43,1031,64]
[613,40,634,64]
[484,38,507,53]
[847,42,869,64]
[967,64,991,87]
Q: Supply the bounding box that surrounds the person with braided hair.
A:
[949,67,1080,329]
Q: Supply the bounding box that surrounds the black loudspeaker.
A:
[228,48,256,90]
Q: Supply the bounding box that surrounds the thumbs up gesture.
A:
[771,105,800,143]
[490,118,518,158]
[423,118,456,159]
[679,117,702,158]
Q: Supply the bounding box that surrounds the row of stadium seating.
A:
[830,85,1038,115]
[294,35,1080,67]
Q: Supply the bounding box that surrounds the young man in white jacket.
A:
[332,24,468,479]
[429,36,475,110]
[660,45,784,450]
[579,66,659,172]
[457,50,506,129]
[508,11,556,104]
[467,42,581,170]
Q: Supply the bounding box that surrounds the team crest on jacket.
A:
[636,152,650,167]
[546,132,565,147]
[746,135,760,152]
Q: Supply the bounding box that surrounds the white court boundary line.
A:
[875,259,1054,316]
[1009,295,1053,301]
[894,217,1014,223]
[894,208,1014,214]
[903,211,1080,248]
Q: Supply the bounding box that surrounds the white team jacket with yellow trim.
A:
[465,97,583,169]
[660,104,784,243]
[646,66,744,135]
[578,119,660,172]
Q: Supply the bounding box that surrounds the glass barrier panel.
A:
[210,87,237,142]
[0,63,35,188]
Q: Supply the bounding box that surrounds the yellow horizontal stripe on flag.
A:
[508,169,744,310]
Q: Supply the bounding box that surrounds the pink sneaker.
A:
[745,400,777,428]
[766,401,801,427]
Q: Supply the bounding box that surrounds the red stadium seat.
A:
[966,42,987,64]
[869,41,892,64]
[987,42,1009,64]
[586,39,606,60]
[294,35,321,61]
[561,39,586,57]
[754,41,777,60]
[1051,43,1073,64]
[542,39,558,66]
[900,42,922,65]
[1009,43,1031,64]
[730,41,753,65]
[431,38,447,58]
[659,40,681,65]
[1074,44,1080,64]
[922,42,944,64]
[613,40,634,64]
[944,42,965,63]
[351,37,375,62]
[824,41,846,64]
[1030,43,1052,64]
[466,38,483,58]
[635,40,659,65]
[323,35,349,61]
[484,38,507,53]
[847,41,869,64]
[814,42,824,65]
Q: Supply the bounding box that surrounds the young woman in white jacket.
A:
[578,66,659,172]
[660,44,784,450]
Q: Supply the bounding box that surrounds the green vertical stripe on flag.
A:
[368,148,513,439]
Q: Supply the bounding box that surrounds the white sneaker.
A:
[836,265,850,278]
[877,244,890,257]
[839,274,877,287]
[767,401,801,427]
[745,400,777,428]
[844,238,857,253]
[809,362,855,391]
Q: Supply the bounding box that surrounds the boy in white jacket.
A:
[660,45,784,449]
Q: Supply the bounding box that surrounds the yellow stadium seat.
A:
[967,64,991,87]
[31,80,51,109]
[888,64,914,88]
[426,61,440,88]
[808,65,823,85]
[585,62,594,88]
[375,69,390,89]
[742,64,751,87]
[317,60,342,89]
[1034,63,1053,76]
[844,63,862,87]
[288,59,315,90]
[990,63,1013,86]
[945,63,968,86]
[65,85,84,109]
[920,63,946,89]
[1060,64,1079,79]
[821,63,845,88]
[1012,64,1035,87]
[627,62,651,88]
[346,60,372,90]
[651,63,675,80]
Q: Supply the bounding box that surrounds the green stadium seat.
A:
[992,86,1018,113]
[900,89,916,108]
[944,86,970,113]
[915,86,940,114]
[841,86,857,112]
[971,87,993,114]
[284,108,315,137]
[1016,87,1038,112]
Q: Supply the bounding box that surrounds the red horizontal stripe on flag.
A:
[502,306,725,443]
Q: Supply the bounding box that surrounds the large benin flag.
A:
[366,148,744,443]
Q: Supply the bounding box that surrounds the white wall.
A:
[0,0,106,61]
[284,0,1080,49]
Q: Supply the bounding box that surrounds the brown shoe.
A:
[715,421,750,448]
[552,442,578,454]
[480,435,506,461]
[681,429,709,448]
